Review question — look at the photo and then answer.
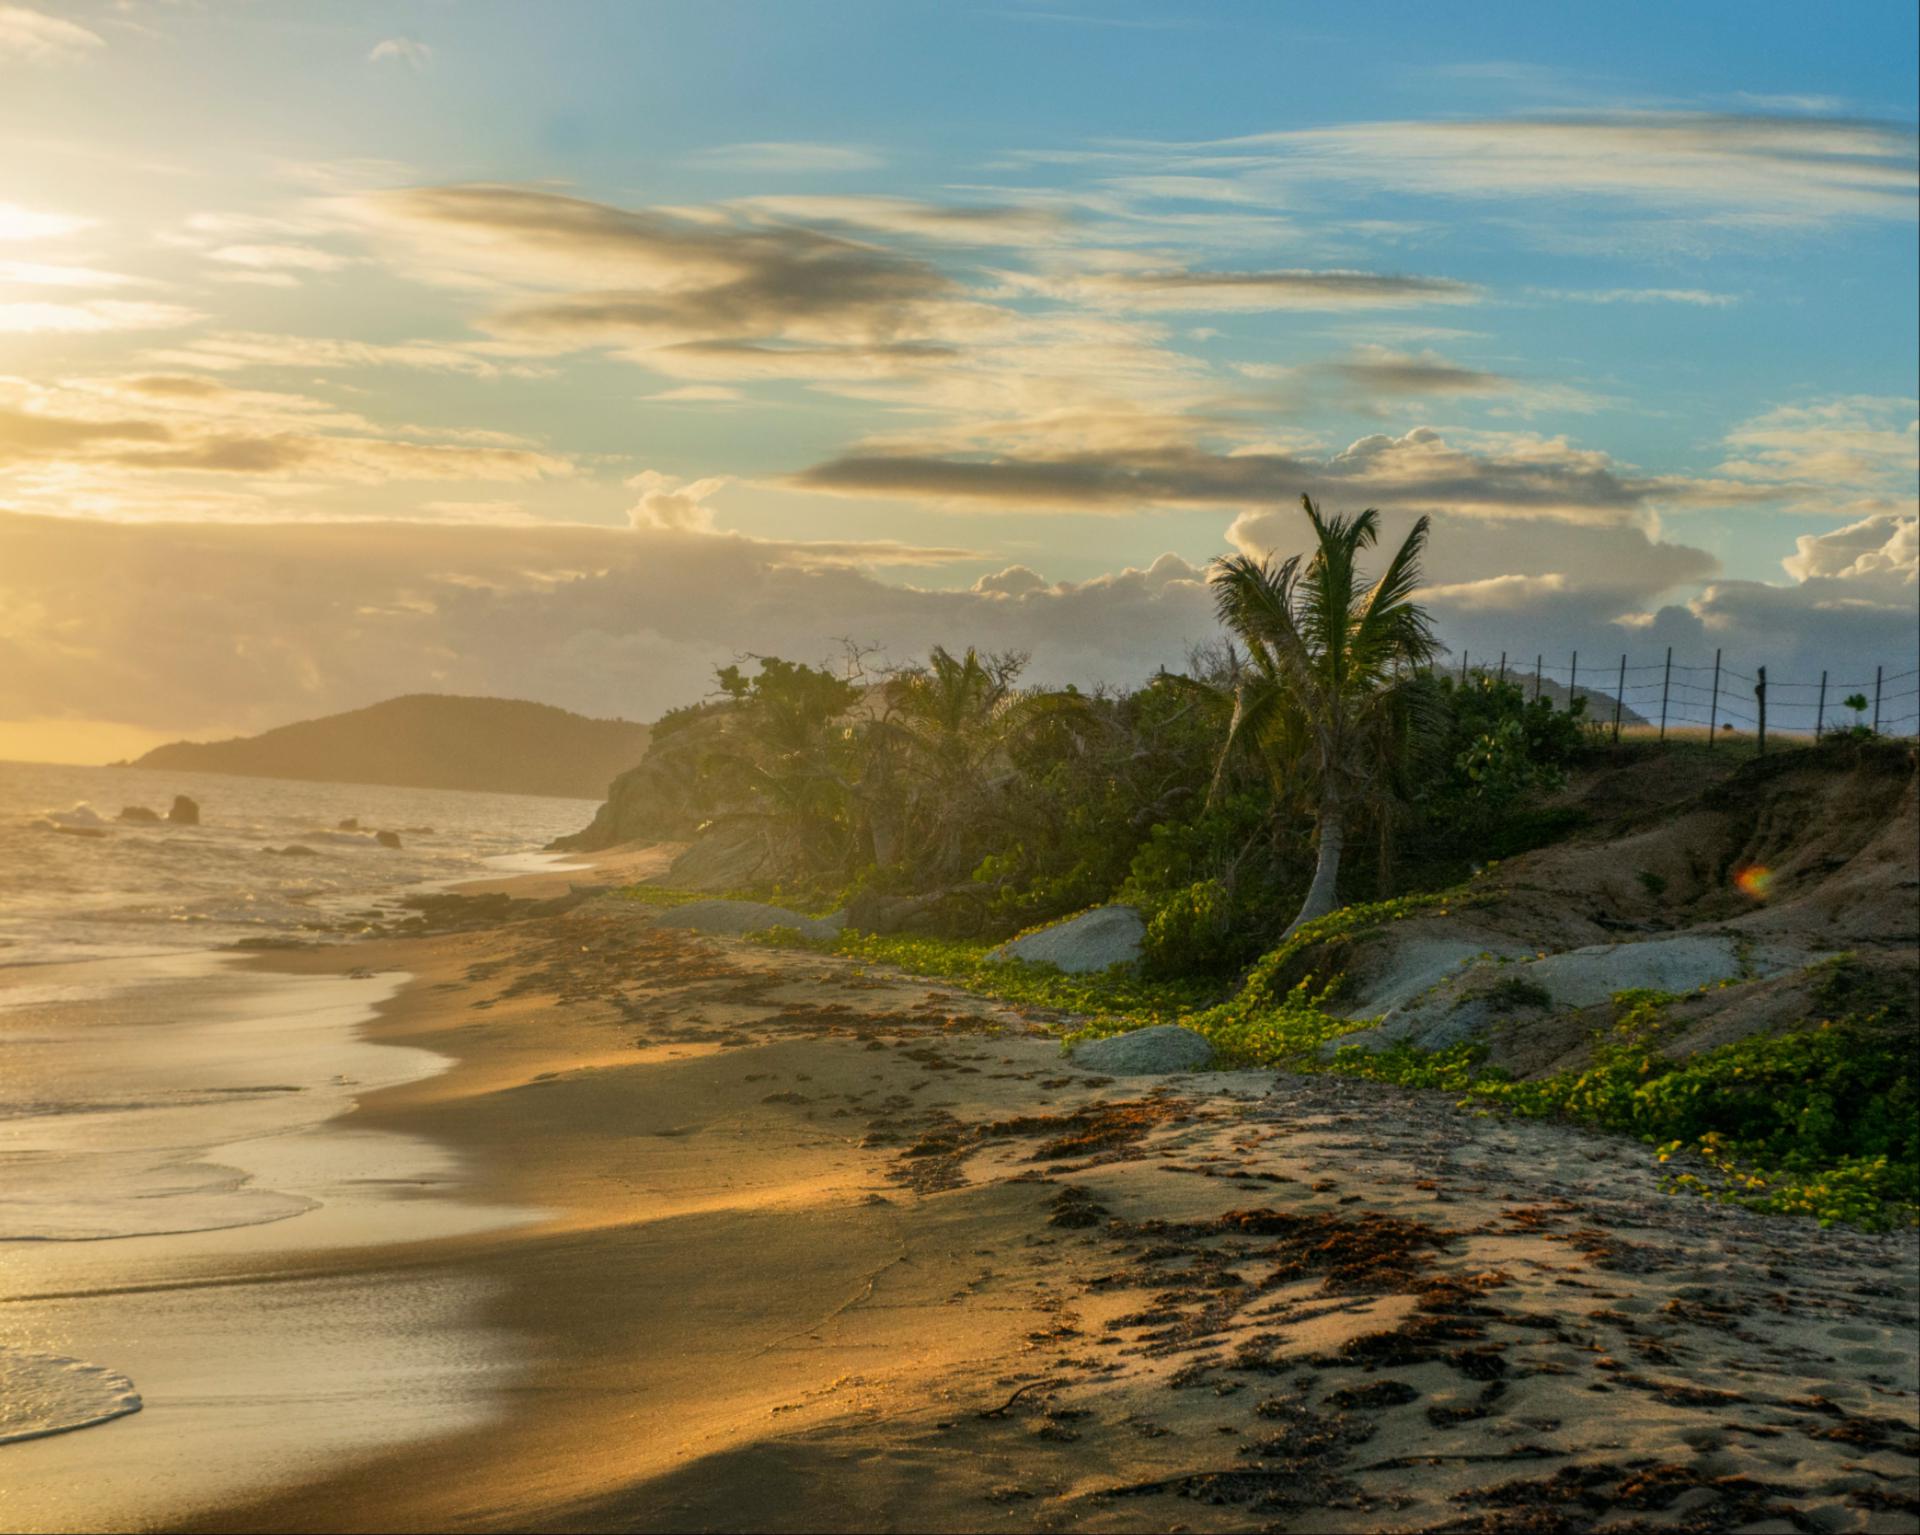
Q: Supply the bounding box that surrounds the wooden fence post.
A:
[1460,650,1468,685]
[1816,670,1827,740]
[1497,651,1507,684]
[1613,654,1626,744]
[1874,665,1883,734]
[1569,652,1578,715]
[1658,646,1672,744]
[1755,667,1767,756]
[1707,648,1721,747]
[1533,655,1542,702]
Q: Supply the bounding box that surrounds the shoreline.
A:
[5,844,1916,1532]
[192,864,1919,1532]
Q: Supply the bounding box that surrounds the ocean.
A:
[0,759,600,969]
[0,761,596,1478]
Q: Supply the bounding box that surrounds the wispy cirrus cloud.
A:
[1025,110,1918,223]
[0,4,102,65]
[0,374,573,491]
[1003,266,1480,312]
[689,141,885,174]
[0,298,199,334]
[144,330,555,380]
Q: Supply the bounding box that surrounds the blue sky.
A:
[0,1,1914,755]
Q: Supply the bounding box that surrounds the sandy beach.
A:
[3,844,1915,1532]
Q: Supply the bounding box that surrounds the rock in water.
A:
[990,905,1145,973]
[337,817,360,831]
[374,830,402,849]
[117,806,161,823]
[167,796,199,825]
[1069,1025,1214,1075]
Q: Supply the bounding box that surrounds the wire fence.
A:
[1447,646,1920,746]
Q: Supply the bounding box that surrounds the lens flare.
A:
[1733,864,1773,900]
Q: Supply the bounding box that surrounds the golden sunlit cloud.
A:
[0,299,200,333]
[0,201,93,241]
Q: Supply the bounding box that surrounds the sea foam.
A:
[0,1349,142,1445]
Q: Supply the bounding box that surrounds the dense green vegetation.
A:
[636,498,1601,964]
[615,497,1914,1232]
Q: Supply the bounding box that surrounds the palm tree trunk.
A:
[1283,794,1344,938]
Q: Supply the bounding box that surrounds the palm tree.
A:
[1205,495,1439,937]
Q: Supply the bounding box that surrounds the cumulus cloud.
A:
[369,37,432,70]
[972,564,1050,597]
[0,4,102,65]
[0,512,1212,735]
[1782,513,1918,583]
[624,470,729,531]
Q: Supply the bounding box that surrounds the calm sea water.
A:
[0,759,602,968]
[1,762,592,1455]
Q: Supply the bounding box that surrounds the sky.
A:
[1,0,1915,761]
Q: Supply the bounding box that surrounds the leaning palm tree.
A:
[1207,495,1439,937]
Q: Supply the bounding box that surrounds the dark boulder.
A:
[167,795,200,825]
[375,829,402,849]
[117,806,161,823]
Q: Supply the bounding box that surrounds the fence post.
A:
[1873,665,1883,734]
[1658,646,1672,744]
[1460,650,1468,685]
[1613,654,1625,744]
[1569,651,1578,715]
[1815,670,1827,740]
[1533,655,1542,702]
[1497,651,1507,684]
[1755,667,1767,756]
[1707,648,1721,747]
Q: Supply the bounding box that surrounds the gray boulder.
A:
[1069,1024,1214,1075]
[1328,933,1796,1054]
[990,904,1145,974]
[653,899,844,942]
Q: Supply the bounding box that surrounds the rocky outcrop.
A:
[549,709,724,851]
[990,905,1145,974]
[652,900,845,942]
[117,806,161,823]
[167,795,199,825]
[1068,1024,1214,1074]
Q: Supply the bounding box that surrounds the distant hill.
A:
[131,695,651,800]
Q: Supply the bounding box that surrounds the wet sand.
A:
[166,862,1916,1534]
[7,846,1916,1532]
